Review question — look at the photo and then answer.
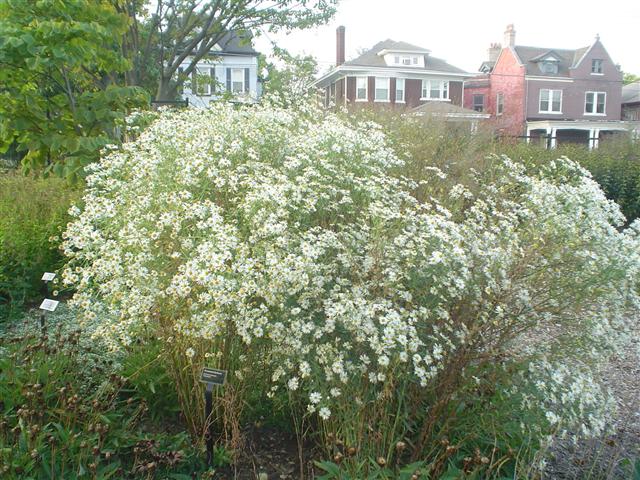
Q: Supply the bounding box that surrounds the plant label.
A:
[41,272,56,282]
[39,299,59,312]
[200,367,226,386]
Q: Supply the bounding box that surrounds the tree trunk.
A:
[156,75,177,102]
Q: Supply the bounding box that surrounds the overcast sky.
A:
[254,0,640,77]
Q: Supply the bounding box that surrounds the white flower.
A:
[185,348,195,359]
[287,377,299,391]
[309,392,322,404]
[319,407,331,420]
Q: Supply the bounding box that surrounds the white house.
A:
[180,31,261,107]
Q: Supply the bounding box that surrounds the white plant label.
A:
[41,272,56,282]
[39,299,59,312]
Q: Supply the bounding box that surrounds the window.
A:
[231,68,245,93]
[394,56,400,64]
[540,61,558,75]
[194,67,212,96]
[585,91,606,114]
[539,89,562,113]
[496,93,504,115]
[412,57,418,65]
[356,77,368,101]
[395,78,405,102]
[375,77,390,101]
[473,94,484,112]
[402,56,411,65]
[592,59,603,74]
[421,80,449,100]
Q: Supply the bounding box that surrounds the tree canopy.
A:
[0,0,149,180]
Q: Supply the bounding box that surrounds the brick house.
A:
[314,27,473,110]
[464,25,632,148]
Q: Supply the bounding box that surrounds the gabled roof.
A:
[623,81,640,104]
[343,39,467,74]
[213,31,258,55]
[513,45,590,76]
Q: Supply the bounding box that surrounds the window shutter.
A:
[226,68,231,92]
[244,68,250,93]
[210,67,216,93]
[178,67,184,94]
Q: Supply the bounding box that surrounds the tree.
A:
[0,0,149,180]
[119,0,337,101]
[623,72,640,85]
[261,45,318,101]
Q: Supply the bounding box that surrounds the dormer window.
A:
[393,55,418,65]
[540,61,558,74]
[592,59,603,74]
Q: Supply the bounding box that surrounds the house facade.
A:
[179,32,260,107]
[314,27,472,110]
[464,25,631,148]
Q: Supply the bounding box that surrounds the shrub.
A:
[0,172,79,319]
[61,100,640,477]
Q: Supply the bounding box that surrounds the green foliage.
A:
[0,0,149,180]
[120,341,181,421]
[623,72,640,85]
[0,172,80,319]
[262,45,319,102]
[0,307,209,478]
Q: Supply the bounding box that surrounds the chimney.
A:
[488,42,502,62]
[504,24,516,47]
[336,26,345,66]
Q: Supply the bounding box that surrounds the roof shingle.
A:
[343,39,467,74]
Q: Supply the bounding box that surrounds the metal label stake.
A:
[199,367,226,466]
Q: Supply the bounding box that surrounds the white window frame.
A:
[231,68,245,93]
[585,91,606,115]
[591,59,604,74]
[374,77,390,102]
[395,78,405,103]
[355,76,368,102]
[496,92,504,115]
[421,79,450,101]
[195,67,212,96]
[538,89,563,114]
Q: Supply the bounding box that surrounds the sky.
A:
[253,0,640,77]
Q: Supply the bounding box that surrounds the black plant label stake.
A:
[200,367,226,466]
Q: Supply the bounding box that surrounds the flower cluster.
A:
[62,100,640,450]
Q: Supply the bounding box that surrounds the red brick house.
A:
[314,27,473,110]
[464,25,633,148]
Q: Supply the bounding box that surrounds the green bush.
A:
[0,172,80,318]
[0,307,208,478]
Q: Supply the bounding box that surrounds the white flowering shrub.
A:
[62,99,640,474]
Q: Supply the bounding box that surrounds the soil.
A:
[214,426,316,480]
[543,334,640,479]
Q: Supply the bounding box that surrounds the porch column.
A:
[588,128,595,150]
[593,129,600,149]
[550,128,557,149]
[526,126,531,143]
[546,127,552,149]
